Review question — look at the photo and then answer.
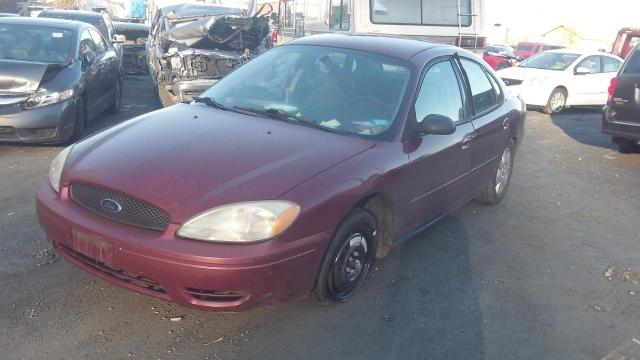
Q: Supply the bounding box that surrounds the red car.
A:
[483,45,518,70]
[37,35,526,311]
[612,28,640,59]
[514,42,564,59]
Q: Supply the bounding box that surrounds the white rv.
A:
[276,0,485,51]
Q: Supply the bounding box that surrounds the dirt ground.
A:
[1,76,639,359]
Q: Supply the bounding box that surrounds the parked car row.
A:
[0,16,122,143]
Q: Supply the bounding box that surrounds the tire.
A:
[613,137,639,154]
[475,139,515,205]
[313,208,378,305]
[157,82,176,107]
[543,88,567,114]
[68,96,86,143]
[108,80,122,114]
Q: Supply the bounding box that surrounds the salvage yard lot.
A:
[1,76,639,359]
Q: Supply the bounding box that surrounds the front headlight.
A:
[176,201,301,243]
[25,88,74,109]
[48,145,73,193]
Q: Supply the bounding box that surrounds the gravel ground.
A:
[1,76,639,360]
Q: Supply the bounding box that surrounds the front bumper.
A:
[0,98,76,143]
[169,79,219,103]
[505,84,549,107]
[602,106,640,140]
[36,181,328,311]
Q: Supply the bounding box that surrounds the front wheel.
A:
[313,208,378,305]
[543,88,567,114]
[475,140,515,205]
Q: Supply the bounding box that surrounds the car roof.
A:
[40,9,103,18]
[113,21,148,31]
[544,48,622,58]
[284,33,448,61]
[157,3,244,19]
[0,16,87,31]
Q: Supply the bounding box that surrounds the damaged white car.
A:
[147,3,272,106]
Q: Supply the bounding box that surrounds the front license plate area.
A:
[70,228,113,265]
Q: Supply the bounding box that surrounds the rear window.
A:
[623,50,640,74]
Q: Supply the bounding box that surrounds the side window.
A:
[576,56,601,74]
[330,0,350,31]
[414,60,464,124]
[78,29,96,57]
[89,29,107,55]
[602,56,621,73]
[460,58,499,115]
[623,50,640,74]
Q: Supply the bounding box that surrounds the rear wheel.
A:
[475,140,515,205]
[543,88,567,114]
[613,137,639,153]
[313,208,378,305]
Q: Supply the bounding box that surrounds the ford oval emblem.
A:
[101,198,122,213]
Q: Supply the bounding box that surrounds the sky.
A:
[485,0,640,44]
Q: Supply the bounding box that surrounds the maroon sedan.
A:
[37,34,525,311]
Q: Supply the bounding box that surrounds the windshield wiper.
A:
[192,96,230,111]
[233,106,339,134]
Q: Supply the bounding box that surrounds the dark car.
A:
[38,9,123,70]
[36,34,525,311]
[113,21,148,75]
[147,3,271,107]
[0,17,122,143]
[603,43,640,153]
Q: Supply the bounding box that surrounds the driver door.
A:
[571,55,603,105]
[404,58,475,227]
[78,29,100,115]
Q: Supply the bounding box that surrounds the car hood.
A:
[0,59,51,95]
[64,104,376,223]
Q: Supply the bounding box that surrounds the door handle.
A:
[461,134,474,150]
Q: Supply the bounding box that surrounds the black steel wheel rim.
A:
[328,232,371,300]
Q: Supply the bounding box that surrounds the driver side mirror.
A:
[80,49,96,65]
[417,114,456,135]
[575,66,591,75]
[112,34,126,43]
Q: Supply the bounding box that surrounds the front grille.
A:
[502,78,523,86]
[0,126,15,135]
[185,288,247,303]
[70,183,170,231]
[61,245,165,293]
[30,127,56,139]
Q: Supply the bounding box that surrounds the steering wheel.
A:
[349,96,391,118]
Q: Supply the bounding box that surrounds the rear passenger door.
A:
[611,48,640,123]
[458,57,511,192]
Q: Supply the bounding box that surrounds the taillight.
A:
[608,76,619,104]
[271,29,278,44]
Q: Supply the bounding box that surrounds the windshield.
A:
[489,46,515,58]
[518,52,580,70]
[199,45,412,138]
[0,24,73,63]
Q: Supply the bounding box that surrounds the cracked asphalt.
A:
[1,76,639,360]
